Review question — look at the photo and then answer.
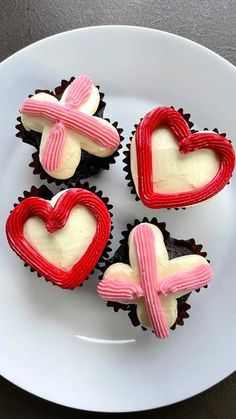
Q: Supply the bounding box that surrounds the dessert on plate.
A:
[124,106,235,209]
[6,184,112,289]
[97,219,213,338]
[17,75,123,184]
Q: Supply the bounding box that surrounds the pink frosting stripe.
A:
[65,75,93,109]
[21,98,119,149]
[134,224,169,338]
[41,122,66,171]
[98,265,212,302]
[97,279,143,301]
[159,264,213,296]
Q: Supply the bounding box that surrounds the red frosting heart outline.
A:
[6,188,111,289]
[135,107,235,208]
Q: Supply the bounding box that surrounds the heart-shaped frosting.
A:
[98,223,213,338]
[130,107,235,208]
[6,188,111,289]
[20,75,120,180]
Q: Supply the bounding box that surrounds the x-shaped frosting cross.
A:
[20,75,120,179]
[98,223,212,338]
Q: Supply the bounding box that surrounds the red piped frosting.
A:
[6,188,111,289]
[135,106,235,208]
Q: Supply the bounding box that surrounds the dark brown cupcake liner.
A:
[100,217,209,334]
[16,77,124,186]
[12,182,114,289]
[123,107,230,209]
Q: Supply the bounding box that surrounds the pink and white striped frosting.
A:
[41,122,66,172]
[21,98,120,149]
[65,75,93,109]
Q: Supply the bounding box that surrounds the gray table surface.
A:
[0,1,235,418]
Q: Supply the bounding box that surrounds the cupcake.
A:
[6,184,112,289]
[124,106,235,209]
[97,219,213,339]
[16,75,123,185]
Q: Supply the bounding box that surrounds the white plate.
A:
[0,26,236,413]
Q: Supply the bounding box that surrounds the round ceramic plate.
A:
[0,26,236,413]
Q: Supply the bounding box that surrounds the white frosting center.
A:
[131,126,220,195]
[23,190,96,270]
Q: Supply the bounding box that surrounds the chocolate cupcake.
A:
[97,219,213,339]
[6,184,112,289]
[16,75,123,185]
[124,106,235,209]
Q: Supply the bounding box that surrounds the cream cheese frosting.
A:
[23,190,96,270]
[131,126,220,195]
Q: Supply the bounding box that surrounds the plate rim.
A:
[1,24,235,73]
